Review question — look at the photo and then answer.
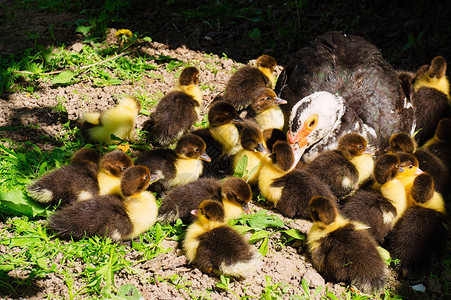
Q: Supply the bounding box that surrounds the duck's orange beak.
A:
[287,114,318,147]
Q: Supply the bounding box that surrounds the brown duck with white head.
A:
[276,31,415,165]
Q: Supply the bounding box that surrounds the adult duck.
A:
[276,31,415,163]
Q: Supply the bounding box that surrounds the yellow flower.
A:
[115,29,133,38]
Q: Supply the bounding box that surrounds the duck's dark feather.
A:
[276,31,415,154]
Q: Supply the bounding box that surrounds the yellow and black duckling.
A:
[341,154,400,243]
[183,200,261,277]
[409,56,450,145]
[48,165,159,241]
[97,149,134,196]
[82,95,141,145]
[423,118,451,172]
[157,177,252,224]
[192,101,244,178]
[241,87,287,131]
[145,67,202,147]
[304,133,374,200]
[307,196,388,293]
[384,173,447,276]
[232,123,268,185]
[394,152,424,207]
[223,55,277,110]
[386,131,449,196]
[135,133,210,194]
[262,128,288,153]
[27,148,100,207]
[258,139,335,219]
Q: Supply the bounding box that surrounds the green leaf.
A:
[51,70,75,85]
[301,278,309,293]
[248,213,284,230]
[249,28,261,40]
[258,236,269,256]
[233,155,248,178]
[142,37,152,43]
[280,229,305,240]
[36,257,49,269]
[38,161,48,176]
[8,237,40,247]
[114,283,144,300]
[0,264,15,272]
[75,25,93,36]
[249,230,270,243]
[0,190,50,217]
[312,285,323,297]
[231,225,252,234]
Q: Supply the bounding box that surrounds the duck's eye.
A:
[265,97,271,101]
[121,166,127,171]
[225,112,232,117]
[309,119,316,127]
[143,175,148,181]
[194,148,200,153]
[409,165,413,169]
[358,145,363,149]
[395,164,400,168]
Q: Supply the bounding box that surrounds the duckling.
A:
[386,132,449,195]
[146,67,202,147]
[395,153,424,205]
[135,133,210,194]
[97,149,134,196]
[232,123,268,184]
[241,87,287,131]
[423,118,451,171]
[262,128,287,152]
[304,133,374,199]
[157,177,252,224]
[384,173,447,275]
[192,101,244,178]
[183,200,261,277]
[376,152,424,224]
[82,95,141,145]
[258,140,335,219]
[223,55,277,110]
[341,154,401,243]
[307,196,388,293]
[410,56,451,145]
[27,148,100,207]
[48,166,160,241]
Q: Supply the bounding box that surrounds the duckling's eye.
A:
[265,97,271,101]
[143,175,148,181]
[395,164,400,168]
[225,112,232,117]
[194,148,200,153]
[121,166,127,171]
[409,165,413,169]
[357,145,363,149]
